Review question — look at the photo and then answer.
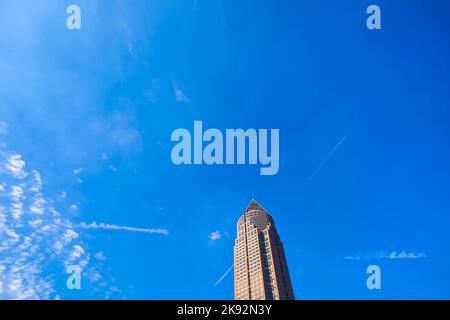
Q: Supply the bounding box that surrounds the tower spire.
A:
[245,199,265,212]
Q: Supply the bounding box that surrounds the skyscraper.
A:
[234,200,295,300]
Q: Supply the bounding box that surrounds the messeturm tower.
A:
[234,200,295,300]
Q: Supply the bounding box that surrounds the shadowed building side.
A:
[234,200,295,300]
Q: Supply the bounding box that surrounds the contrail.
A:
[214,264,234,287]
[76,221,169,235]
[303,130,350,187]
[344,251,427,261]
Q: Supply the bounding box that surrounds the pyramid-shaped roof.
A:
[245,199,266,213]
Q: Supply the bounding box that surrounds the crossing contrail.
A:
[214,264,234,287]
[304,131,350,187]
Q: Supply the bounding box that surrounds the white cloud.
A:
[0,151,99,299]
[0,141,154,299]
[70,245,85,260]
[5,229,20,242]
[94,251,106,261]
[8,185,24,219]
[62,229,79,244]
[172,79,190,103]
[28,219,43,228]
[4,154,27,179]
[65,245,90,271]
[29,170,42,193]
[10,202,23,220]
[9,185,23,202]
[29,196,45,215]
[208,231,222,242]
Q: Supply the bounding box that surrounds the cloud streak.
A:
[77,221,169,236]
[344,251,427,261]
[304,131,350,187]
[214,264,234,287]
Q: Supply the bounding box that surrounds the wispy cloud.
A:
[0,150,96,299]
[344,255,361,261]
[209,231,222,242]
[214,264,234,287]
[89,110,143,155]
[386,251,427,259]
[0,121,8,135]
[304,131,350,187]
[108,164,118,172]
[94,251,106,261]
[4,154,28,179]
[172,79,190,103]
[77,221,169,235]
[105,286,122,299]
[345,251,427,261]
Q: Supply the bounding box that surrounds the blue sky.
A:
[1,0,450,299]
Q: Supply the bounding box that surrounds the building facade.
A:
[234,200,295,300]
